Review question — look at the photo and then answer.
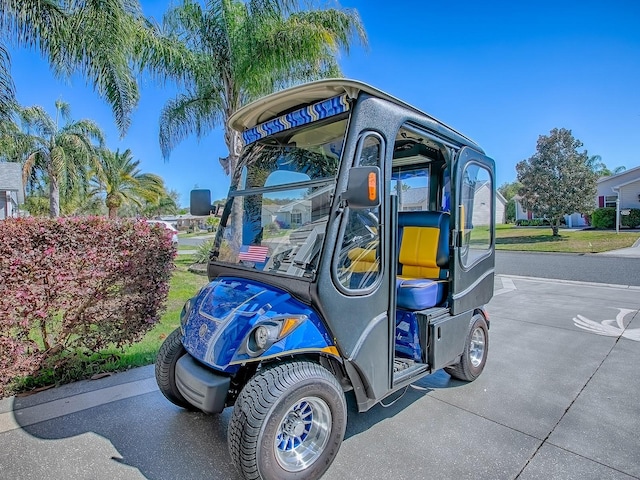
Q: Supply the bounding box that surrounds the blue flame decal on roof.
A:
[242,94,350,145]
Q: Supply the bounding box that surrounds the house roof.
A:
[0,162,24,203]
[597,165,640,185]
[475,180,507,206]
[610,176,640,190]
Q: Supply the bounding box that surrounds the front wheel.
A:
[228,361,347,480]
[444,313,489,381]
[155,328,192,409]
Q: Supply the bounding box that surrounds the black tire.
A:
[228,361,347,480]
[155,328,192,409]
[444,313,489,382]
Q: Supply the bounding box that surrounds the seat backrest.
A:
[397,211,450,279]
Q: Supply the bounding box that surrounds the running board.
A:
[393,358,429,385]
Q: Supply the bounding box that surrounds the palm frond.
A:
[0,41,16,121]
[159,91,224,159]
[157,0,367,161]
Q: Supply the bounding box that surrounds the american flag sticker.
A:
[238,245,269,263]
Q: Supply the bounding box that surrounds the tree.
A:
[587,155,626,177]
[0,43,14,121]
[91,148,165,219]
[142,189,180,217]
[0,0,187,133]
[516,128,597,236]
[20,100,104,217]
[155,0,367,243]
[158,0,366,161]
[497,181,522,201]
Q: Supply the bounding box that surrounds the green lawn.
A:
[494,224,640,253]
[104,255,209,369]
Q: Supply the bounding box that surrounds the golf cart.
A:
[155,79,496,480]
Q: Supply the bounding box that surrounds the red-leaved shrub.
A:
[0,217,175,395]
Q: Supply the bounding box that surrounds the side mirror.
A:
[190,189,215,215]
[343,166,381,209]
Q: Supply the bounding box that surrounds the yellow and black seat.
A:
[396,211,449,310]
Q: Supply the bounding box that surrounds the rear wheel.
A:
[228,361,346,480]
[445,313,488,381]
[155,328,192,409]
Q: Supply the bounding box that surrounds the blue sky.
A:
[7,0,640,206]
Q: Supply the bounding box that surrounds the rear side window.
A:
[393,167,430,212]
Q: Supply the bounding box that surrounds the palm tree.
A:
[157,0,367,172]
[20,100,104,217]
[91,148,165,219]
[587,155,626,177]
[0,0,181,133]
[0,42,14,121]
[0,108,24,162]
[155,0,366,243]
[142,190,180,217]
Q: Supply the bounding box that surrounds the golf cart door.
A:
[450,147,496,314]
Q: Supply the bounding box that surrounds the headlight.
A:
[254,325,270,350]
[247,323,277,356]
[245,315,307,357]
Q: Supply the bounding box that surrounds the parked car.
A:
[146,220,179,246]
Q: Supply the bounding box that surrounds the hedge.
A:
[591,207,640,229]
[0,217,175,396]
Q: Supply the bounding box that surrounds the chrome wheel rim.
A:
[469,326,486,368]
[274,396,332,472]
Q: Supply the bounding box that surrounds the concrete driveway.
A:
[1,275,639,480]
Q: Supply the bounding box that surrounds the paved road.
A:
[177,234,214,248]
[496,250,640,286]
[1,275,639,480]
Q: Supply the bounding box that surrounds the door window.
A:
[335,134,382,291]
[460,163,493,267]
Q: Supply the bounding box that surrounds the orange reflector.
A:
[367,172,377,201]
[321,346,340,357]
[279,317,301,337]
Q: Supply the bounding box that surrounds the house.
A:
[512,166,640,227]
[472,181,506,225]
[274,199,312,228]
[513,195,528,222]
[0,162,24,220]
[514,194,589,228]
[158,213,213,231]
[398,186,428,211]
[513,195,589,228]
[596,165,640,211]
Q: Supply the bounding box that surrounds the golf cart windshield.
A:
[213,114,348,278]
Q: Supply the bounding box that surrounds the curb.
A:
[497,274,640,291]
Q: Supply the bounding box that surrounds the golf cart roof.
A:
[229,78,482,151]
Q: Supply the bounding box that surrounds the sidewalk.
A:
[597,236,640,257]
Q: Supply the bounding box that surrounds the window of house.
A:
[290,212,302,226]
[605,195,618,208]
